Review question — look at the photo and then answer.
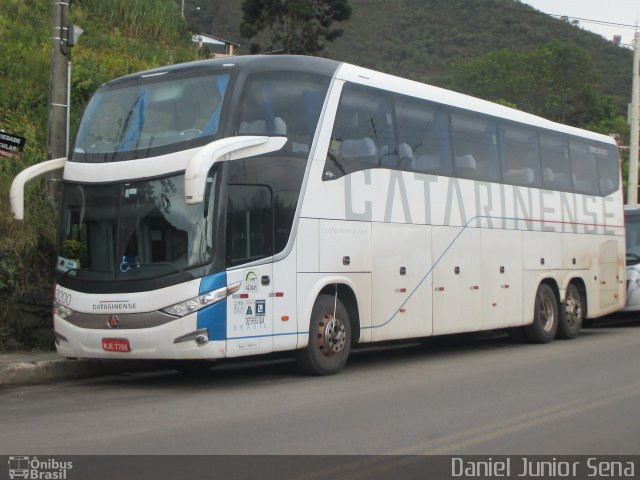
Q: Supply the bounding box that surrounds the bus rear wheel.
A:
[525,283,558,343]
[557,283,583,339]
[296,294,351,376]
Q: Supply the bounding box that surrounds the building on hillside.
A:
[192,33,239,58]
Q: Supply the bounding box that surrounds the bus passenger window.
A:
[395,97,452,175]
[499,124,541,187]
[451,112,499,182]
[540,133,571,191]
[595,143,619,196]
[570,141,599,195]
[235,72,331,155]
[324,84,396,179]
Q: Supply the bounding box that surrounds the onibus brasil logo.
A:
[8,456,72,479]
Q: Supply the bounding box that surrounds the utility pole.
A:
[48,0,69,160]
[628,31,640,205]
[46,0,70,197]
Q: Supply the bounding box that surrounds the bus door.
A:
[224,184,275,356]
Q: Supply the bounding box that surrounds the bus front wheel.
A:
[296,294,351,376]
[525,283,558,343]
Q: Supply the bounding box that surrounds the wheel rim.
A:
[317,314,347,356]
[565,287,583,328]
[539,295,555,333]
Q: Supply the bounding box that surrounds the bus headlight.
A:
[53,301,74,319]
[162,281,241,317]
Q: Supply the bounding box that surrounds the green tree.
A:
[0,0,202,350]
[240,0,351,55]
[448,41,620,129]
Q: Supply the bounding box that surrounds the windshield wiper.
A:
[60,264,193,280]
[61,267,112,278]
[134,262,194,279]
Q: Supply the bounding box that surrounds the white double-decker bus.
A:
[11,55,624,375]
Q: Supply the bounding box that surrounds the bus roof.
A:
[107,55,341,86]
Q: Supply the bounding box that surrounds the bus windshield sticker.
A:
[256,300,266,316]
[57,256,78,273]
[245,271,259,292]
[119,256,135,273]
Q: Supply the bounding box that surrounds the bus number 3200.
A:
[55,289,71,306]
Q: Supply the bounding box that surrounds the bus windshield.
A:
[57,170,219,281]
[73,70,230,162]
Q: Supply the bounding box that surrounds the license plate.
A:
[102,338,131,352]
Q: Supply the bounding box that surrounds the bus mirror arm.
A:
[184,136,287,205]
[10,157,66,220]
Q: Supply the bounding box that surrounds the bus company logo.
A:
[244,271,258,292]
[107,315,119,329]
[8,456,73,479]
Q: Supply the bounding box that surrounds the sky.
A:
[522,0,639,47]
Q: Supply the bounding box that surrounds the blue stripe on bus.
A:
[228,331,309,341]
[197,272,306,342]
[197,272,228,341]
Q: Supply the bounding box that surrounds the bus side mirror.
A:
[10,157,66,220]
[184,136,287,205]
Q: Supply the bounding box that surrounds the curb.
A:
[0,356,165,387]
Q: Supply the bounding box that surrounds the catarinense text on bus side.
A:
[344,170,620,235]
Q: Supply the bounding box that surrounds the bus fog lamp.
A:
[54,331,69,346]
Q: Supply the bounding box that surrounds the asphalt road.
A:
[1,316,639,455]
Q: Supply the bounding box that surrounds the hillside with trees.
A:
[0,0,634,350]
[239,0,352,54]
[201,0,632,123]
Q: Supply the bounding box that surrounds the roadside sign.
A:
[0,131,26,159]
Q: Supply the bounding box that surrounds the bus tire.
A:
[525,283,558,344]
[557,283,583,339]
[296,294,351,376]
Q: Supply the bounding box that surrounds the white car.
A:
[623,205,640,311]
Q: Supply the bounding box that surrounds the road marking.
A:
[391,381,640,455]
[293,382,640,480]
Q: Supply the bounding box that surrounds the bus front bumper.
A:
[53,314,226,360]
